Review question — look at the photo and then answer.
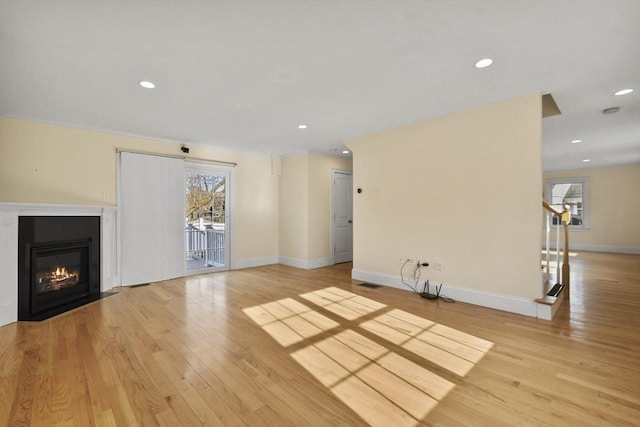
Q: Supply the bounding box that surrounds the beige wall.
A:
[544,164,640,251]
[347,94,543,300]
[308,154,353,261]
[279,152,352,266]
[1,118,119,205]
[0,117,280,264]
[279,153,309,260]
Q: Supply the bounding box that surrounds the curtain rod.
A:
[115,148,237,167]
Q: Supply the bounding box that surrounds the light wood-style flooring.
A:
[1,251,639,426]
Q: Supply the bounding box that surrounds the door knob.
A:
[348,220,352,223]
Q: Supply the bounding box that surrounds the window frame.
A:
[544,177,589,230]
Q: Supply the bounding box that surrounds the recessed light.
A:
[298,124,307,129]
[475,58,493,69]
[614,88,633,96]
[583,159,591,163]
[342,150,350,154]
[571,139,582,144]
[139,80,155,89]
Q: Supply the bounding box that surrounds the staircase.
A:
[536,201,571,319]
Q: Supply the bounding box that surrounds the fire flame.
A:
[38,265,79,291]
[55,266,68,278]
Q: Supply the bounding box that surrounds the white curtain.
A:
[119,152,184,285]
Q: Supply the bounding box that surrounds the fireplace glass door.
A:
[31,241,91,315]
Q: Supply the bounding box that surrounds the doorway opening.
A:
[332,170,353,264]
[185,164,231,272]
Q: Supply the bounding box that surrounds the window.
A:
[544,178,588,229]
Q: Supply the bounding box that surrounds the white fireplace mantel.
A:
[0,203,116,327]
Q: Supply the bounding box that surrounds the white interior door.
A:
[332,170,353,264]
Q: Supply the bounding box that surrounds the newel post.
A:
[561,207,571,298]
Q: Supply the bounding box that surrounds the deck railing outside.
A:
[185,224,225,269]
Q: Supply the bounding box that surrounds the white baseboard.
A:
[571,244,640,254]
[352,269,540,318]
[544,243,640,255]
[279,256,334,270]
[535,289,565,320]
[0,304,15,328]
[234,257,279,270]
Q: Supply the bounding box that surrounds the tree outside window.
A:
[185,173,225,225]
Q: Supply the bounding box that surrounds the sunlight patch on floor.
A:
[360,309,493,376]
[243,298,339,347]
[291,330,453,427]
[244,288,493,426]
[299,287,386,320]
[541,249,578,257]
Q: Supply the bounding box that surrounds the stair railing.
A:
[542,201,571,298]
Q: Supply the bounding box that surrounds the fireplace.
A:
[30,239,92,317]
[18,216,103,321]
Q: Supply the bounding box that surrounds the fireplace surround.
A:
[0,203,116,327]
[18,216,103,321]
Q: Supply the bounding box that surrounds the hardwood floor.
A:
[1,251,638,426]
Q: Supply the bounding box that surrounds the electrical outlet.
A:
[433,262,443,271]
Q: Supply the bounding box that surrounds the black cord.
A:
[420,280,456,303]
[401,261,456,303]
[400,259,420,293]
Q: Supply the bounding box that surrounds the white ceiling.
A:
[1,1,639,171]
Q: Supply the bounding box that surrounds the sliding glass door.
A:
[185,163,230,272]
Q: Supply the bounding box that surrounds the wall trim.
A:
[569,243,640,255]
[544,243,640,254]
[234,257,279,270]
[535,289,565,320]
[279,256,334,270]
[352,268,541,318]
